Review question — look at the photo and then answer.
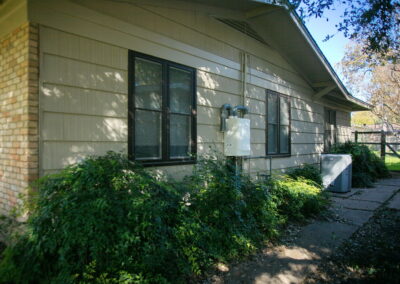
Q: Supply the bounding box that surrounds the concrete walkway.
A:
[209,175,400,284]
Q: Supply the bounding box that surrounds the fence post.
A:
[381,130,386,161]
[355,131,358,143]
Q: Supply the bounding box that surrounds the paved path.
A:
[209,175,400,284]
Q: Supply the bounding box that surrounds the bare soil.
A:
[304,206,400,284]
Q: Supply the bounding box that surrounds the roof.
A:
[189,0,370,111]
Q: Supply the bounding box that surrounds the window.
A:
[128,51,196,166]
[324,108,336,152]
[266,90,291,156]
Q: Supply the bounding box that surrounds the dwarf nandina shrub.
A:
[268,177,328,222]
[287,164,323,187]
[330,141,390,187]
[0,153,327,283]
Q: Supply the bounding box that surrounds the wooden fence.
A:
[354,131,400,161]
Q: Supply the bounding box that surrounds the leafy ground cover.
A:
[0,153,327,283]
[287,164,323,187]
[305,205,400,284]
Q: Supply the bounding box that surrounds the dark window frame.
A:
[324,108,337,153]
[265,89,291,157]
[128,51,197,167]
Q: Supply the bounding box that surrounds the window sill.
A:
[266,154,291,158]
[136,159,197,167]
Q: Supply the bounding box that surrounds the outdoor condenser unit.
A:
[321,154,352,192]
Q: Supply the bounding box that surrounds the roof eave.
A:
[287,9,370,111]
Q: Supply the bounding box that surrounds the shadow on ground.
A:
[206,174,400,284]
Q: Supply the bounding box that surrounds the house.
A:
[0,0,369,212]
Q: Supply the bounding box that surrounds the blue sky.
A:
[302,4,349,70]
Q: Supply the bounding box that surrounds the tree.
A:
[287,0,400,57]
[338,42,400,131]
[351,111,379,126]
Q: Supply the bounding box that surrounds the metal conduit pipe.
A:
[220,103,232,132]
[231,105,249,117]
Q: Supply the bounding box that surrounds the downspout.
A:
[242,51,247,106]
[239,52,273,179]
[241,51,248,174]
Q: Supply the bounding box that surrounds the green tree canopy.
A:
[287,0,400,57]
[351,111,379,126]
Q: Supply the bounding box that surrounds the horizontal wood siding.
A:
[36,0,341,177]
[337,110,352,143]
[40,26,128,174]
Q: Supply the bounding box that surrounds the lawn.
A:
[372,150,400,171]
[385,154,400,171]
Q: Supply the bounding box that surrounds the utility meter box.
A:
[224,116,251,156]
[321,154,352,192]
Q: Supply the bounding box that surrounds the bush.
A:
[330,141,390,187]
[0,152,183,283]
[179,157,281,264]
[268,177,328,222]
[287,164,323,187]
[0,153,328,283]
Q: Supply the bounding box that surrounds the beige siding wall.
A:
[35,0,340,178]
[337,110,352,143]
[39,27,128,175]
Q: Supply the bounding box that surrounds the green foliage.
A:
[179,157,281,264]
[330,141,391,187]
[287,164,323,187]
[0,152,181,283]
[351,111,378,126]
[291,0,399,55]
[0,152,327,283]
[268,177,328,222]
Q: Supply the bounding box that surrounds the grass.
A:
[385,154,400,171]
[371,150,400,171]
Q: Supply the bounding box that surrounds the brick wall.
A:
[0,23,39,213]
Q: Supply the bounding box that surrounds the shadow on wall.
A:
[41,82,128,172]
[41,85,127,117]
[41,64,226,172]
[291,144,324,156]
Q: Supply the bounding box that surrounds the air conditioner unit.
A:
[321,154,352,193]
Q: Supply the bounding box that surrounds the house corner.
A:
[0,22,39,213]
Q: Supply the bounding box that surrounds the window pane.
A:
[330,110,336,125]
[280,97,290,126]
[280,126,289,154]
[135,110,161,159]
[268,124,278,154]
[170,114,191,158]
[267,92,278,124]
[169,67,192,114]
[135,58,162,110]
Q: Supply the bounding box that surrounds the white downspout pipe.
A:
[242,51,247,106]
[241,51,249,174]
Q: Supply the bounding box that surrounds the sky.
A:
[302,4,349,73]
